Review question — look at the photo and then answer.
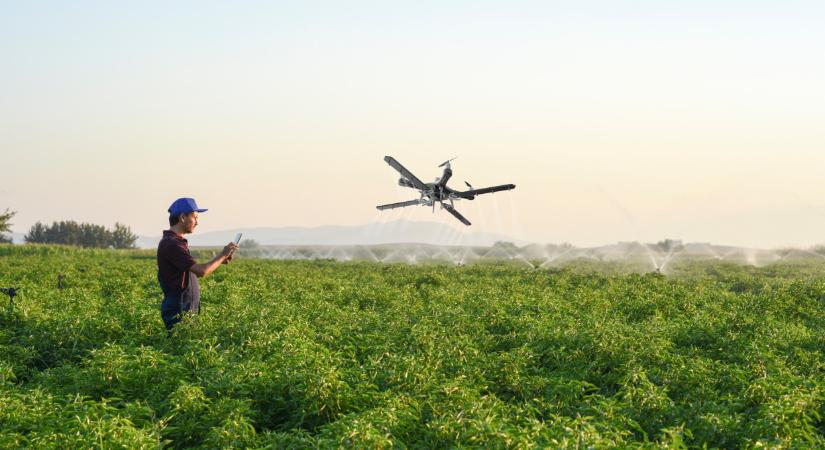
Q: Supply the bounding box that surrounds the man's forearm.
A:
[190,254,227,278]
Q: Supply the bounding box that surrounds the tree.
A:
[111,223,138,249]
[25,222,46,243]
[0,209,15,244]
[80,223,108,248]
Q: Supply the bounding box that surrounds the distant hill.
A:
[136,220,515,249]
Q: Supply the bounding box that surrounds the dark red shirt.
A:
[157,230,197,294]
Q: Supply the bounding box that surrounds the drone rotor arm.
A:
[457,184,516,199]
[376,199,422,211]
[384,156,428,191]
[443,204,471,226]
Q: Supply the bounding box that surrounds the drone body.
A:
[377,156,516,226]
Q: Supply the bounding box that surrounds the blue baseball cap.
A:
[168,198,208,216]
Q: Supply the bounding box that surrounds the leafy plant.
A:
[1,246,824,447]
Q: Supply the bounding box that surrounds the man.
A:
[157,197,238,330]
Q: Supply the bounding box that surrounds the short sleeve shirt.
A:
[157,230,197,294]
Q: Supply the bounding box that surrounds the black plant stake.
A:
[1,287,19,309]
[58,274,64,290]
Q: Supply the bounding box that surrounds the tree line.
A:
[25,221,138,248]
[1,209,138,248]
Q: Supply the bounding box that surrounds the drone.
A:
[376,156,516,226]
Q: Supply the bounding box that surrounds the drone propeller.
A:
[464,181,473,190]
[438,157,457,168]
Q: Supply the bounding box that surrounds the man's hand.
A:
[221,242,239,262]
[192,242,240,277]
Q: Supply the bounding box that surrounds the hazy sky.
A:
[2,1,824,247]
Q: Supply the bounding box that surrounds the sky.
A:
[1,1,824,248]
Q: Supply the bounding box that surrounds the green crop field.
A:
[1,245,824,448]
